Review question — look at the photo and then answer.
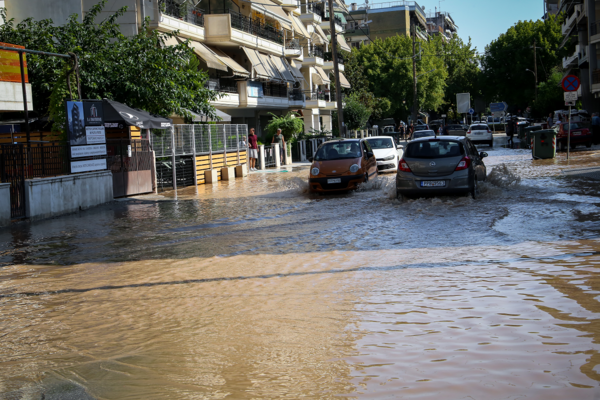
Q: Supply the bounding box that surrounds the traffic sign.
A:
[565,101,576,107]
[468,108,474,115]
[492,111,505,118]
[490,102,508,112]
[564,91,578,102]
[562,75,580,92]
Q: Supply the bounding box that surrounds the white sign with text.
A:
[70,159,107,173]
[564,91,578,102]
[71,144,107,158]
[85,126,106,144]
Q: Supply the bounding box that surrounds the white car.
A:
[466,123,493,146]
[366,136,403,173]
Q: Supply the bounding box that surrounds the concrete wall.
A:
[0,183,10,227]
[24,170,113,220]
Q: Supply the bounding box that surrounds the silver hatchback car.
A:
[396,136,487,199]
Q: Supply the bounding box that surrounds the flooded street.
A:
[2,147,600,399]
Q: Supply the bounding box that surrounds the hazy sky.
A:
[371,0,545,53]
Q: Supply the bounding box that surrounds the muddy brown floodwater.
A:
[1,147,600,399]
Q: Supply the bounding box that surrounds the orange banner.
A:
[0,42,28,83]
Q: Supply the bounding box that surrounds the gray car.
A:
[396,136,487,199]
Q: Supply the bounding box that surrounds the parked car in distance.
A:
[413,130,436,139]
[396,136,487,199]
[308,139,378,193]
[446,124,467,136]
[366,136,403,173]
[466,124,493,146]
[556,122,593,150]
[413,124,430,132]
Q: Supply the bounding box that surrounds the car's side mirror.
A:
[308,157,313,162]
[366,151,374,158]
[479,152,488,158]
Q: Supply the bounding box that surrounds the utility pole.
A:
[533,39,538,103]
[328,0,344,138]
[412,24,418,125]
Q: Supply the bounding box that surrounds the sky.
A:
[371,0,545,53]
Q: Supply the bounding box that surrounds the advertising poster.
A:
[67,101,86,145]
[70,144,107,158]
[84,101,104,126]
[247,81,264,98]
[85,126,106,144]
[70,159,107,173]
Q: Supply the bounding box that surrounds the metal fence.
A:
[264,144,277,167]
[152,124,249,157]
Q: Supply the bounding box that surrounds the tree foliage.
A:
[265,112,304,141]
[481,14,566,114]
[441,35,481,114]
[0,1,220,132]
[342,92,372,130]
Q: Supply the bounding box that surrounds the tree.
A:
[441,35,481,114]
[342,93,371,131]
[346,35,447,122]
[265,112,304,141]
[0,1,220,132]
[480,14,566,115]
[534,68,564,116]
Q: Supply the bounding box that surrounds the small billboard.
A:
[456,93,470,114]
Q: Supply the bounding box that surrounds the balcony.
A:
[324,91,345,109]
[591,22,600,44]
[303,44,325,66]
[288,88,306,107]
[285,39,302,57]
[322,51,345,72]
[280,0,300,12]
[153,0,205,41]
[321,15,343,33]
[207,78,240,108]
[562,9,577,35]
[344,25,370,37]
[593,69,600,93]
[238,81,291,108]
[305,91,327,108]
[563,45,579,68]
[300,2,324,24]
[204,13,284,56]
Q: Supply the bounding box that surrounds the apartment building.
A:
[1,0,351,137]
[544,0,559,20]
[554,0,600,112]
[426,10,457,42]
[344,1,428,48]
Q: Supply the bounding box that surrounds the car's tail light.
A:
[487,128,491,133]
[467,130,471,134]
[455,156,471,171]
[398,158,411,172]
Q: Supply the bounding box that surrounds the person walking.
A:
[506,117,515,149]
[399,124,406,140]
[272,128,286,165]
[408,122,414,140]
[248,128,258,171]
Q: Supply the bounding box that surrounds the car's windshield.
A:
[413,130,435,138]
[315,142,362,161]
[405,140,464,159]
[367,138,394,149]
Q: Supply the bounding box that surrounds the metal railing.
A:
[288,88,305,101]
[593,69,600,85]
[262,83,289,98]
[159,0,205,27]
[324,51,345,63]
[285,39,301,50]
[308,44,325,58]
[325,14,343,26]
[328,91,345,102]
[592,21,600,36]
[151,124,249,157]
[306,91,326,101]
[302,2,325,18]
[206,77,238,93]
[228,9,284,44]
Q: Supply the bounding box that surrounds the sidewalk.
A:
[249,161,311,174]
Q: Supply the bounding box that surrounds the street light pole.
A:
[533,39,538,102]
[526,68,537,103]
[328,0,344,138]
[411,24,418,125]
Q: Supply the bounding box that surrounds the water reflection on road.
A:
[1,147,600,399]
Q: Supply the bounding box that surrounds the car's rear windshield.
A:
[315,142,362,161]
[470,125,488,130]
[563,123,582,129]
[414,130,435,138]
[447,125,464,130]
[366,138,394,149]
[414,125,428,131]
[405,140,464,159]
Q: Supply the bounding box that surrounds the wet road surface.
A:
[1,146,600,399]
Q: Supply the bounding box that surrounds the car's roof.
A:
[410,136,466,143]
[366,136,394,139]
[324,138,361,144]
[416,130,435,134]
[469,123,489,127]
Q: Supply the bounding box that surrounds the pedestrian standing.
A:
[272,128,286,165]
[547,112,554,128]
[399,124,405,140]
[592,112,600,145]
[506,118,514,149]
[408,122,414,140]
[248,128,258,171]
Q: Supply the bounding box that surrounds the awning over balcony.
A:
[160,36,180,48]
[313,66,331,85]
[270,55,296,83]
[178,38,228,72]
[251,0,293,30]
[287,59,304,79]
[311,25,329,45]
[330,70,351,88]
[259,52,285,82]
[208,46,250,77]
[290,14,310,38]
[327,34,351,52]
[242,47,271,80]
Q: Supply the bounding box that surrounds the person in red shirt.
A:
[248,128,258,171]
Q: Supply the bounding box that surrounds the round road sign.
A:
[562,75,580,92]
[468,108,474,115]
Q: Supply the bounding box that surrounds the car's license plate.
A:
[421,180,445,187]
[573,132,581,135]
[327,178,342,184]
[474,132,483,135]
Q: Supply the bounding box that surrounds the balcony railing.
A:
[308,44,325,58]
[206,77,238,93]
[302,2,325,18]
[329,91,345,103]
[344,25,370,36]
[285,39,301,50]
[592,22,600,36]
[324,14,343,26]
[593,69,600,85]
[324,51,345,63]
[159,0,205,27]
[228,9,284,44]
[306,91,326,101]
[289,88,305,101]
[262,83,289,98]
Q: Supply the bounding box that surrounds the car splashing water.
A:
[1,147,600,399]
